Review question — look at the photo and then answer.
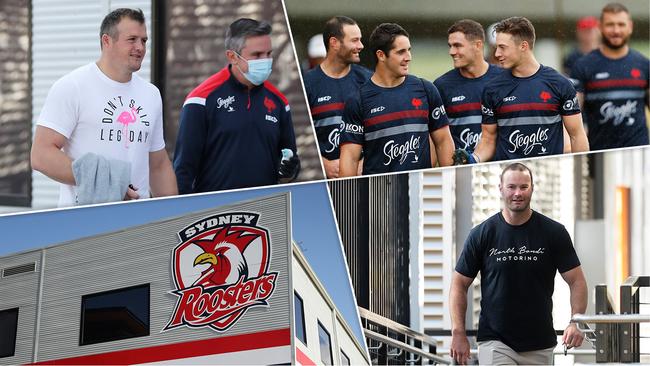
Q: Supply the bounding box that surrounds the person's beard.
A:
[602,33,629,50]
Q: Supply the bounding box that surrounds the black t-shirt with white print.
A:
[455,210,580,352]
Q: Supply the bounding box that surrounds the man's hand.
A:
[278,150,300,183]
[562,323,584,350]
[452,149,476,165]
[322,158,339,178]
[450,331,471,365]
[124,185,139,200]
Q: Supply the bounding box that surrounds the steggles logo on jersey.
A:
[599,100,637,126]
[100,96,150,147]
[631,69,641,78]
[539,91,551,102]
[488,245,545,263]
[383,135,421,165]
[459,128,481,149]
[325,121,343,153]
[508,127,550,155]
[164,212,278,333]
[216,96,236,112]
[411,98,423,109]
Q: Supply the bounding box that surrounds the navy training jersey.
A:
[304,64,372,160]
[434,65,504,152]
[173,65,297,193]
[482,65,580,160]
[570,49,649,150]
[455,211,580,352]
[340,75,449,174]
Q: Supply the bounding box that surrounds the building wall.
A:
[0,194,292,364]
[0,0,31,207]
[292,247,368,365]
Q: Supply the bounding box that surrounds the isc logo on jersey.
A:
[317,96,332,103]
[503,96,517,102]
[370,106,386,114]
[452,95,466,102]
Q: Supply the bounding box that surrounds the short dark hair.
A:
[99,8,145,48]
[500,162,534,186]
[368,23,409,62]
[448,19,485,43]
[494,16,536,49]
[601,2,630,21]
[225,18,272,54]
[323,16,358,52]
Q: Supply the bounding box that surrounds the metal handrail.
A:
[364,328,452,365]
[571,314,650,324]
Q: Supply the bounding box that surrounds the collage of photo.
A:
[0,0,648,365]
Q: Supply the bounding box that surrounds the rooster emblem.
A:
[191,226,258,288]
[539,91,551,102]
[411,97,423,109]
[264,96,276,113]
[166,212,278,333]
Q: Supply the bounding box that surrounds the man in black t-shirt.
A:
[450,163,587,365]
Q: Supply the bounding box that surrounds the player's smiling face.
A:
[499,169,533,213]
[384,35,411,77]
[104,18,147,74]
[600,11,633,50]
[448,31,479,69]
[494,32,521,69]
[338,24,364,64]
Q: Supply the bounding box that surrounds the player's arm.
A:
[471,123,497,162]
[430,126,454,167]
[173,102,208,194]
[563,113,589,153]
[31,125,75,185]
[450,271,474,365]
[560,265,588,349]
[149,149,178,197]
[339,143,362,177]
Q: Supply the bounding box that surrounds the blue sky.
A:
[0,182,365,345]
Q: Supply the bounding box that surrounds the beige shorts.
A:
[478,340,555,365]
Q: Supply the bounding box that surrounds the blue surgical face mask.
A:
[235,52,273,86]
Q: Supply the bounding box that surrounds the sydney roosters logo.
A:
[539,91,551,102]
[164,212,277,332]
[411,97,423,109]
[631,68,641,78]
[264,97,277,113]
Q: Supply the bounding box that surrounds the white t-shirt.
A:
[37,63,165,207]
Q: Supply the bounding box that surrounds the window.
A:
[80,284,150,346]
[294,292,307,345]
[340,350,350,365]
[317,321,333,365]
[0,308,19,358]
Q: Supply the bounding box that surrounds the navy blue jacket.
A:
[174,66,296,193]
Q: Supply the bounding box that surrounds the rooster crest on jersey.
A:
[164,212,278,332]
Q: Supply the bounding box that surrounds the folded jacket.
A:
[71,152,131,205]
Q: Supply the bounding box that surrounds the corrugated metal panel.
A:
[328,175,410,325]
[0,250,42,365]
[31,0,152,209]
[4,194,291,363]
[328,179,369,309]
[367,175,410,325]
[421,170,445,331]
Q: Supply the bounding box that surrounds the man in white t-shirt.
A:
[31,8,177,207]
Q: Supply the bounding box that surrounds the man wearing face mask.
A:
[174,18,299,194]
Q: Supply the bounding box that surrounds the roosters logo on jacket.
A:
[164,212,277,332]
